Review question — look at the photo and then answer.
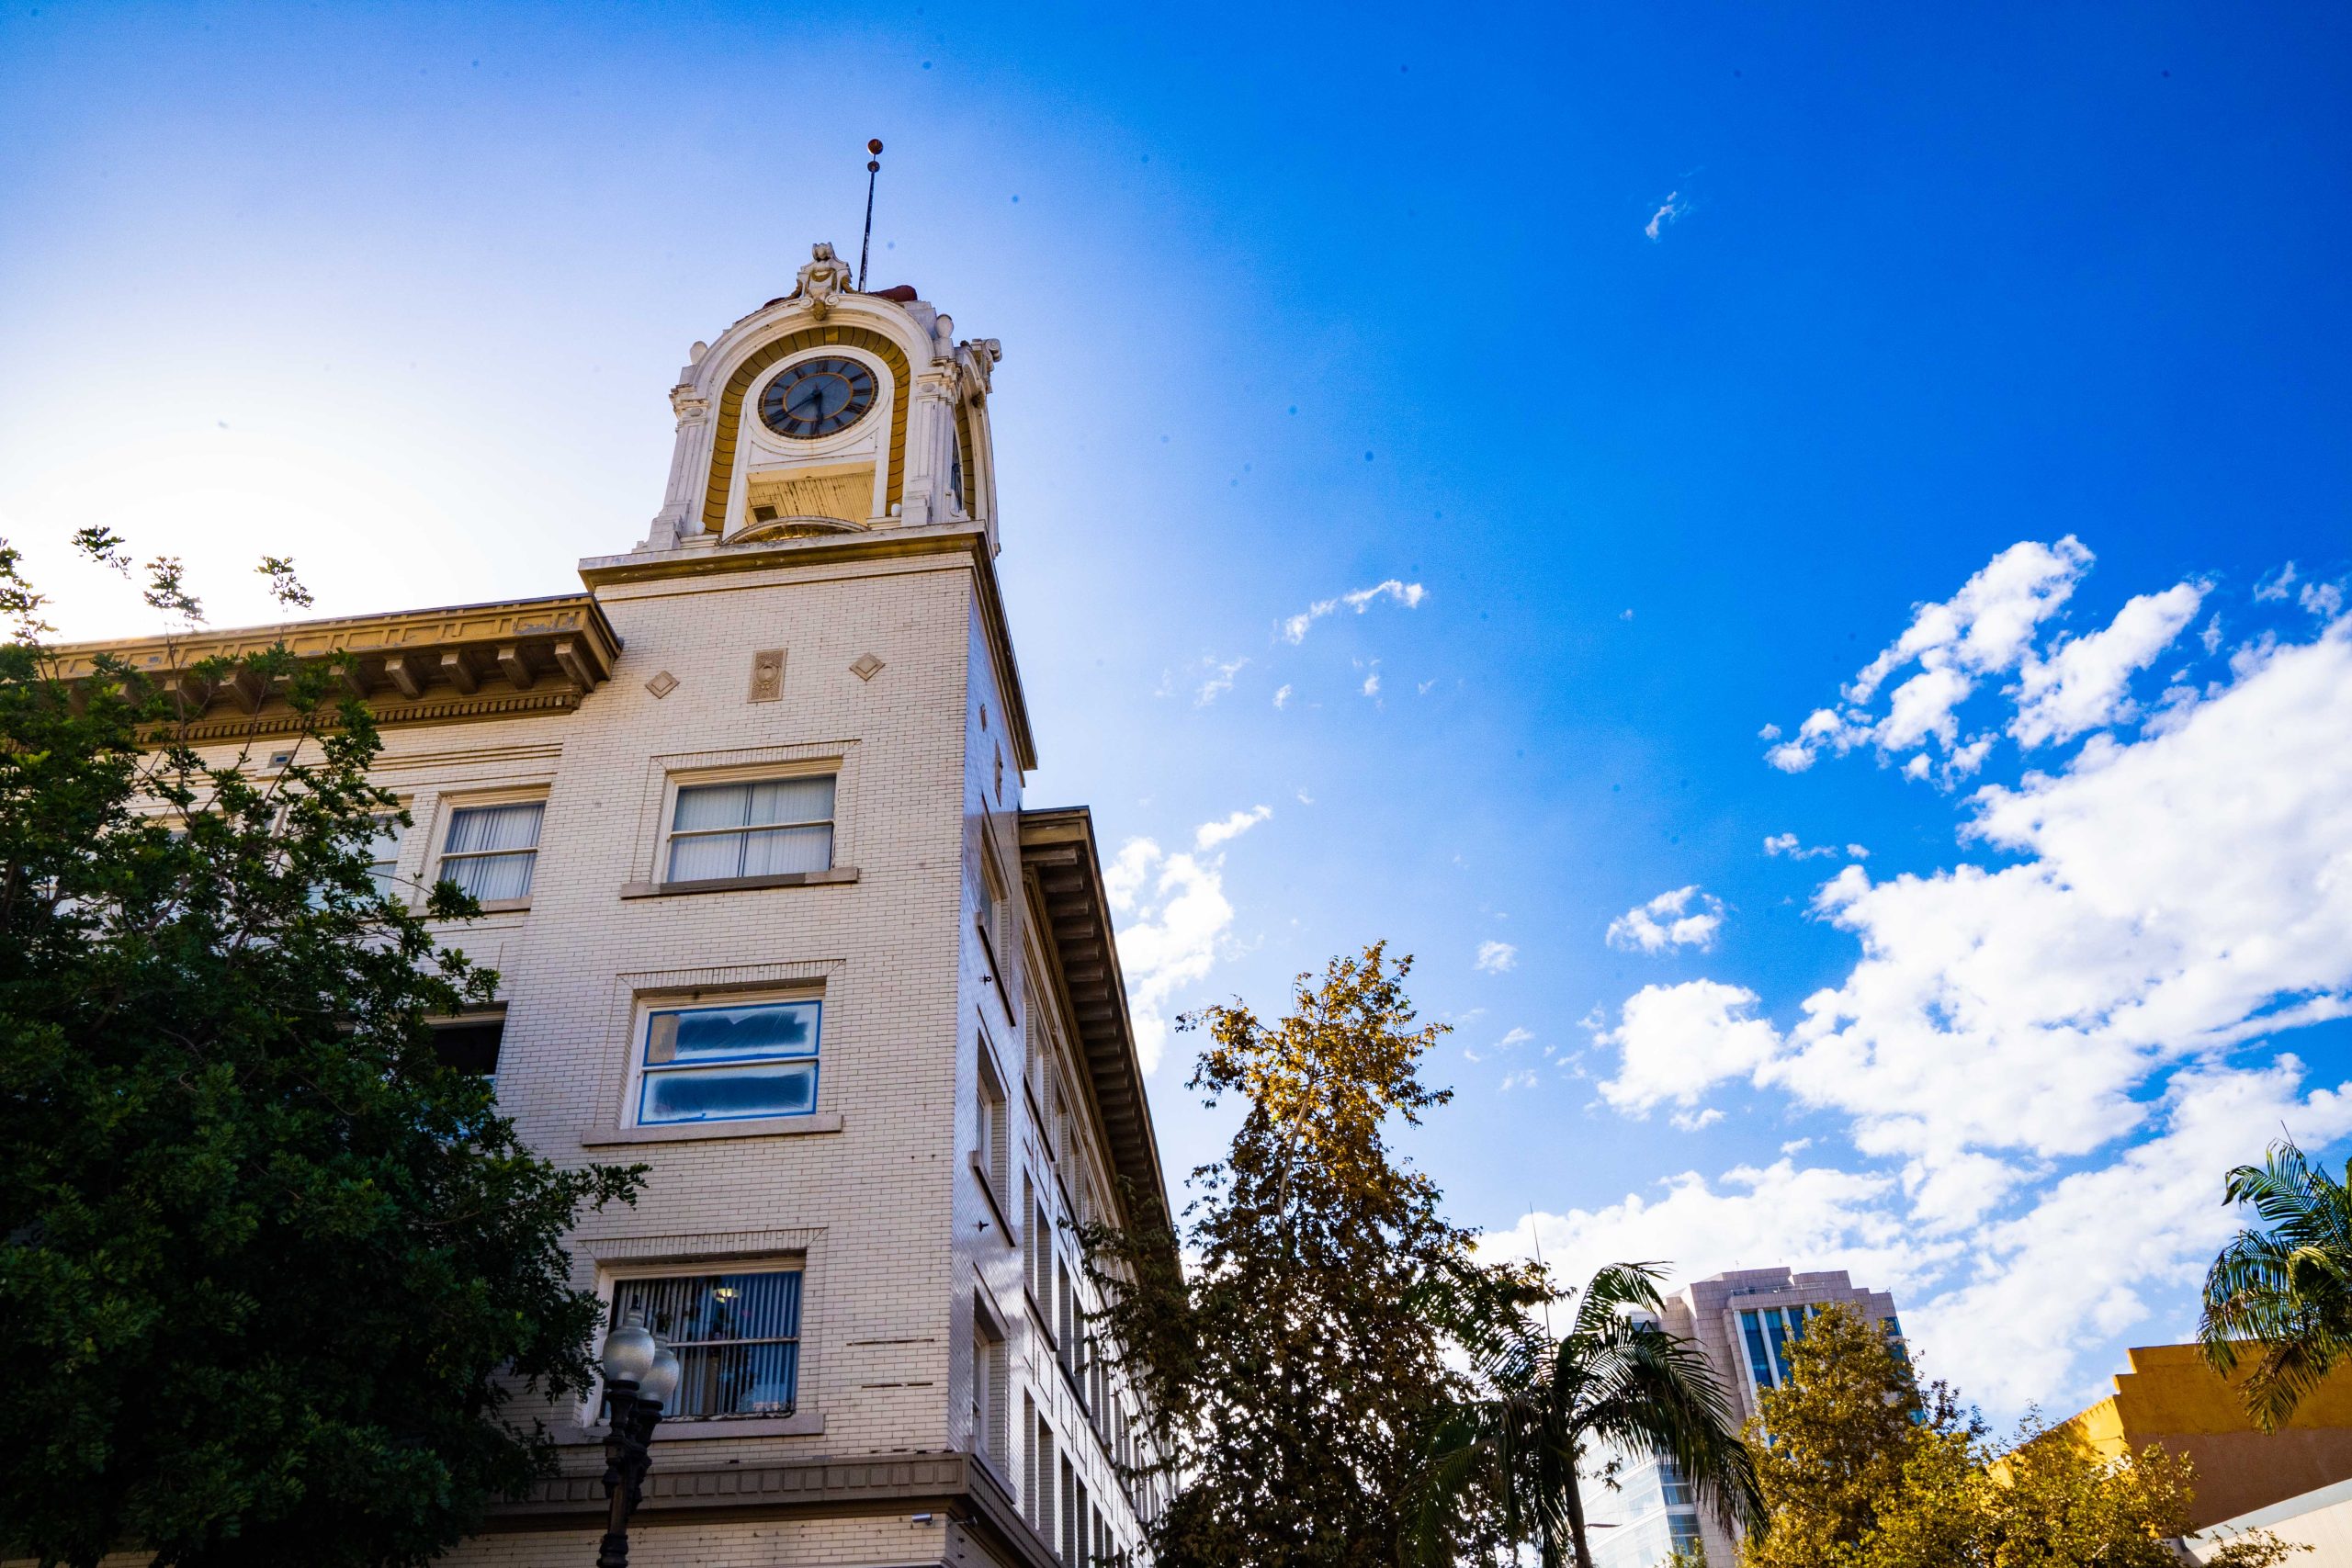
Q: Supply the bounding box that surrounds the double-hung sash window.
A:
[637,997,820,1124]
[366,814,405,897]
[667,775,834,883]
[612,1269,801,1418]
[438,802,544,901]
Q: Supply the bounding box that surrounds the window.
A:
[366,813,405,897]
[1033,1411,1056,1541]
[610,1268,802,1418]
[438,801,544,901]
[978,1042,1009,1202]
[636,997,821,1124]
[667,775,834,882]
[1057,1258,1075,1373]
[1030,1190,1055,1320]
[978,843,1009,961]
[1061,1457,1079,1566]
[973,1311,1008,1471]
[431,1015,503,1079]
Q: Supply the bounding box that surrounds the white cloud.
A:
[1758,723,1783,741]
[1362,671,1381,697]
[1767,537,2097,773]
[1915,1063,2352,1413]
[2303,581,2345,618]
[1194,656,1248,706]
[1475,940,1519,974]
[1764,832,1865,862]
[1596,979,1781,1113]
[1644,191,1688,241]
[2200,615,2223,655]
[1272,683,1292,709]
[1764,615,2352,1173]
[1500,1069,1539,1093]
[1605,886,1727,953]
[1671,1108,1726,1132]
[1279,578,1427,644]
[1495,1026,1535,1050]
[1193,805,1272,850]
[2254,562,2299,602]
[1563,558,2352,1412]
[1484,1159,1924,1300]
[2007,581,2203,748]
[1108,808,1269,1074]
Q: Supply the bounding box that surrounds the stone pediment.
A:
[51,593,622,741]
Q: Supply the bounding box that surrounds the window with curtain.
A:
[636,997,821,1124]
[666,775,834,883]
[437,801,544,901]
[366,814,405,897]
[609,1269,801,1418]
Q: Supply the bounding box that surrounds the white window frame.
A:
[430,788,548,911]
[658,761,839,888]
[625,987,825,1129]
[594,1257,808,1424]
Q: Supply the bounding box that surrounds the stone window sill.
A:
[561,1411,825,1444]
[581,1112,844,1146]
[619,867,859,899]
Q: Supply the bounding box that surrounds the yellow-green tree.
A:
[1740,1303,2300,1567]
[1081,944,1540,1567]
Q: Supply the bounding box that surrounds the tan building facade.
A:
[2025,1343,2352,1533]
[53,246,1169,1567]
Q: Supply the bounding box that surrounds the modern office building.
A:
[1586,1267,1904,1568]
[50,243,1167,1567]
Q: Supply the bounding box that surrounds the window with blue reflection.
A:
[1742,1310,1774,1390]
[637,998,821,1124]
[1765,1308,1794,1387]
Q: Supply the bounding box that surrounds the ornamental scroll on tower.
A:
[635,243,1002,557]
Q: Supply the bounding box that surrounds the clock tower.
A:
[634,242,1003,557]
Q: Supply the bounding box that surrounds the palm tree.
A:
[1414,1262,1764,1568]
[2200,1136,2352,1430]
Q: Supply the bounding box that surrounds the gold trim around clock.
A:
[702,326,912,536]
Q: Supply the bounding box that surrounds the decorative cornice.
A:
[49,595,622,735]
[578,525,1038,772]
[485,1448,1059,1568]
[1020,807,1170,1232]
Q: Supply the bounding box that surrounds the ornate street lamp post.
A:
[594,1312,682,1568]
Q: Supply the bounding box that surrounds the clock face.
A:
[759,356,877,439]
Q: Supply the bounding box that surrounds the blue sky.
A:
[5,1,2350,1420]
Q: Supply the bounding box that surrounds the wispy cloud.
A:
[1763,832,1867,862]
[1108,807,1272,1074]
[1644,190,1689,241]
[1272,682,1293,709]
[1605,886,1726,953]
[1194,805,1272,850]
[1475,940,1519,974]
[1280,579,1427,644]
[1194,656,1248,706]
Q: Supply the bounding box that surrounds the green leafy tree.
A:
[1415,1261,1764,1568]
[2200,1136,2352,1430]
[1081,944,1540,1568]
[0,536,643,1568]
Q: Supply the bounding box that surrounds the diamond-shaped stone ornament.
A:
[850,653,885,682]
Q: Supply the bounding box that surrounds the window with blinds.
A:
[437,801,544,901]
[636,997,820,1125]
[365,813,405,897]
[667,775,834,883]
[609,1269,802,1418]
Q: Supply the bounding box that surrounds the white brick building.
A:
[53,244,1170,1568]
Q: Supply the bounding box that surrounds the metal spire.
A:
[857,139,883,291]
